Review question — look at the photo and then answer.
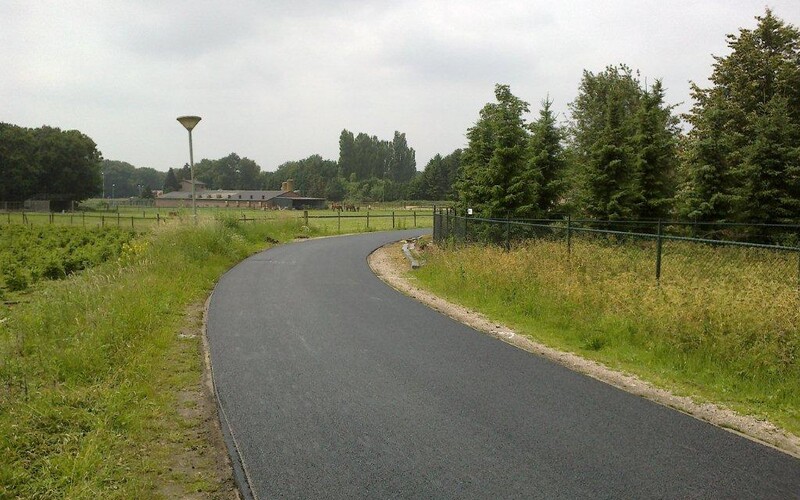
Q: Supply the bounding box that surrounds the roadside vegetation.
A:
[0,225,136,296]
[0,215,324,497]
[0,205,434,233]
[413,237,800,436]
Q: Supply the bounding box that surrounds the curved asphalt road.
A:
[207,230,800,499]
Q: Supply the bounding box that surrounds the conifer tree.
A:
[527,98,567,214]
[570,65,641,219]
[570,65,679,220]
[682,9,800,223]
[630,80,680,220]
[458,84,536,218]
[162,168,180,193]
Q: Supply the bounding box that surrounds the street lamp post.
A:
[177,115,202,222]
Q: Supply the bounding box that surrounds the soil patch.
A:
[158,301,239,499]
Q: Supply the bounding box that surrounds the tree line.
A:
[3,9,795,223]
[161,130,422,202]
[0,124,101,203]
[101,160,164,199]
[455,9,800,224]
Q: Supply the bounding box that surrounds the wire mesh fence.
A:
[433,209,800,288]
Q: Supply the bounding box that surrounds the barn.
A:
[155,179,326,210]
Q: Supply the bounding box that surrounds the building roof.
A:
[158,189,288,200]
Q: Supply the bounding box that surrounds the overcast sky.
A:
[2,1,798,173]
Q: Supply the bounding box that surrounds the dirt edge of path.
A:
[368,241,800,460]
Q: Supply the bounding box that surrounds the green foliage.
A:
[101,160,166,199]
[0,225,135,293]
[681,9,800,223]
[194,153,262,190]
[163,167,181,193]
[528,99,568,214]
[0,218,316,497]
[3,264,29,292]
[458,86,571,218]
[409,149,462,201]
[263,154,339,197]
[336,129,416,183]
[0,123,102,203]
[569,65,679,220]
[459,84,540,218]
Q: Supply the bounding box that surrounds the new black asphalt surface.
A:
[206,230,800,499]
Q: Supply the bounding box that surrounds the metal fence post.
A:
[464,213,468,244]
[567,215,572,257]
[304,210,308,226]
[337,210,341,233]
[655,219,663,282]
[392,211,395,229]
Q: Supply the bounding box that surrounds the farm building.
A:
[155,179,326,210]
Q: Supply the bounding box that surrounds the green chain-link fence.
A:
[433,209,800,288]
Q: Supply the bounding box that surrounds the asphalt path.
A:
[206,230,800,499]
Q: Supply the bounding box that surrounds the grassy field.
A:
[412,236,800,436]
[0,206,434,233]
[0,215,338,497]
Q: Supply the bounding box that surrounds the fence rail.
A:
[433,209,800,285]
[0,209,434,233]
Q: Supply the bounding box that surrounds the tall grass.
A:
[0,217,317,497]
[415,237,800,434]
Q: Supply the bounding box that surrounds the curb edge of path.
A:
[202,292,257,500]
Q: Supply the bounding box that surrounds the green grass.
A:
[0,216,324,497]
[0,225,137,294]
[0,206,434,233]
[413,236,800,436]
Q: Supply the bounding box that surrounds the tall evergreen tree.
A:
[570,65,640,219]
[630,81,680,220]
[163,168,180,193]
[528,98,567,214]
[388,131,417,183]
[338,130,356,179]
[570,65,678,220]
[458,84,536,218]
[682,9,800,223]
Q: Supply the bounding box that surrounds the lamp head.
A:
[177,115,202,131]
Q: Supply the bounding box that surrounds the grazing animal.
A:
[345,203,356,212]
[330,203,343,211]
